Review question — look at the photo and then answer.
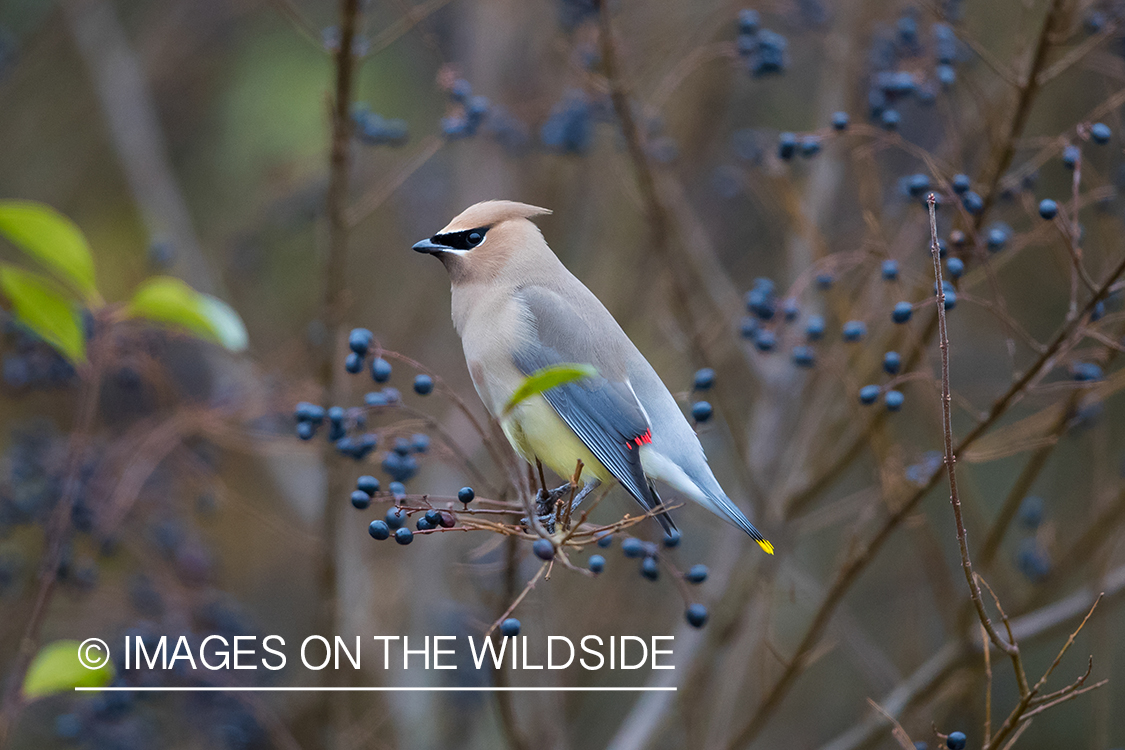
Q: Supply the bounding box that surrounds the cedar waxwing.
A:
[413,200,773,554]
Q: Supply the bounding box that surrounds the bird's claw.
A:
[523,483,581,533]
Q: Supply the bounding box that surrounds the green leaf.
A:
[0,201,98,302]
[23,640,115,699]
[503,363,598,416]
[126,276,248,351]
[197,294,249,352]
[0,265,87,363]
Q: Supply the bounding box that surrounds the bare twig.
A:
[485,563,548,638]
[928,194,1018,658]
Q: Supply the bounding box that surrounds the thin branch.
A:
[1019,680,1108,720]
[485,563,548,637]
[929,194,1018,659]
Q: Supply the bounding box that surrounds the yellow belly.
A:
[502,395,612,484]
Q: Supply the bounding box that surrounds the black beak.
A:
[413,238,449,254]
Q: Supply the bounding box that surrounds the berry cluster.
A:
[736,11,789,77]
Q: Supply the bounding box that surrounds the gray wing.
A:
[512,286,675,533]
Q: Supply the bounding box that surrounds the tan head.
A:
[413,200,553,285]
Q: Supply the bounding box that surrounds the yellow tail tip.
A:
[757,539,775,555]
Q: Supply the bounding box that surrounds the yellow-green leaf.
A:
[23,640,115,699]
[198,294,249,352]
[126,276,248,351]
[0,265,87,363]
[0,201,98,302]
[504,364,598,416]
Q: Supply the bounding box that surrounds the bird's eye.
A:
[467,231,484,247]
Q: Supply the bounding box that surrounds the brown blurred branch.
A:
[65,0,219,295]
[311,0,362,745]
[0,332,108,745]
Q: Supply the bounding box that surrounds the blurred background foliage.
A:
[2,0,1125,749]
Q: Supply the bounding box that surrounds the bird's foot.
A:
[535,483,572,515]
[523,482,597,533]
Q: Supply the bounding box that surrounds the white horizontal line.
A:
[75,686,676,692]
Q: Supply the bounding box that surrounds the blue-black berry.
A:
[692,401,714,422]
[859,385,881,405]
[685,564,708,584]
[416,516,434,531]
[357,475,380,494]
[1038,199,1058,219]
[880,109,900,130]
[533,538,555,560]
[640,556,659,581]
[831,111,850,131]
[842,320,867,342]
[685,603,709,628]
[962,190,984,214]
[413,374,434,395]
[1091,122,1111,144]
[371,358,392,383]
[951,174,971,194]
[1062,145,1080,169]
[778,132,797,160]
[348,328,373,355]
[740,316,760,340]
[596,533,613,548]
[806,316,826,341]
[350,490,371,510]
[693,368,715,390]
[738,9,760,34]
[394,527,414,545]
[622,538,645,558]
[385,506,407,529]
[781,298,800,321]
[1019,496,1044,528]
[1072,362,1103,381]
[906,173,931,197]
[458,486,475,504]
[881,259,899,280]
[588,554,605,573]
[986,223,1011,251]
[885,390,905,412]
[297,422,316,440]
[946,258,964,278]
[791,346,816,368]
[754,329,777,352]
[345,352,364,374]
[663,530,681,548]
[500,618,520,637]
[892,301,913,324]
[883,351,902,374]
[368,520,390,540]
[946,731,967,750]
[295,402,326,424]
